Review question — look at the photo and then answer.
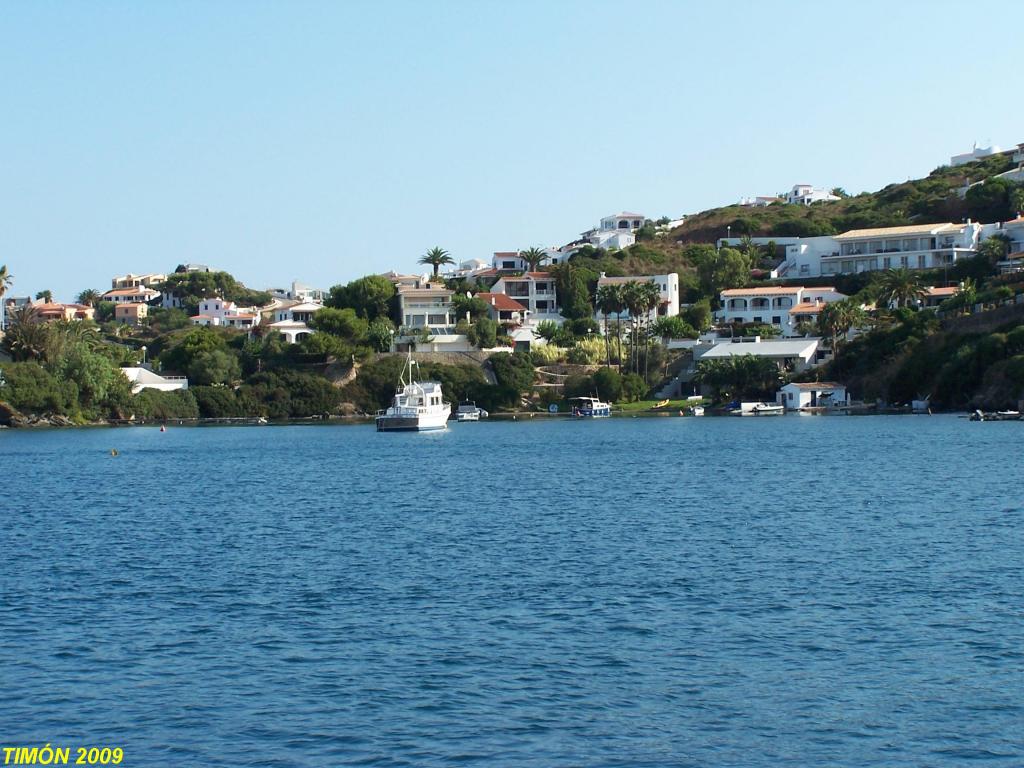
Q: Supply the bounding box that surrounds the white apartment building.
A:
[595,273,680,324]
[823,222,981,275]
[726,222,985,278]
[491,273,560,322]
[717,286,847,336]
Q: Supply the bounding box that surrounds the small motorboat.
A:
[454,401,488,422]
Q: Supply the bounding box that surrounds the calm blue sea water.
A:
[1,416,1022,767]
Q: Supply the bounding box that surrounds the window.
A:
[772,316,781,324]
[502,261,516,269]
[883,257,891,269]
[753,316,762,323]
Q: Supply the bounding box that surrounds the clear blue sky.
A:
[3,0,1021,301]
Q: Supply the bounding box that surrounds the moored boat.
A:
[375,353,450,432]
[732,401,785,416]
[454,401,489,422]
[570,396,612,418]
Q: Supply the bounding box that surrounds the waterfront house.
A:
[777,382,848,409]
[102,286,161,305]
[114,303,148,326]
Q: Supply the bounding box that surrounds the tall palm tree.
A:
[620,281,643,373]
[418,247,454,278]
[637,281,661,383]
[595,284,618,368]
[35,289,53,304]
[519,247,547,272]
[878,268,926,309]
[77,288,102,307]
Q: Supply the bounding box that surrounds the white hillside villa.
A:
[267,281,326,304]
[396,284,456,330]
[491,272,560,323]
[111,273,167,290]
[785,184,840,206]
[191,298,261,329]
[601,212,646,231]
[717,286,847,336]
[950,142,1002,166]
[595,273,680,324]
[268,301,323,343]
[102,286,161,305]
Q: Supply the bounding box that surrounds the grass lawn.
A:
[613,398,705,412]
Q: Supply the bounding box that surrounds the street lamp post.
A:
[141,345,147,366]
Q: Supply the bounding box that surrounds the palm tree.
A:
[77,288,102,306]
[877,268,926,309]
[0,265,12,302]
[35,289,53,303]
[519,247,547,272]
[620,281,643,373]
[418,247,454,278]
[817,298,868,357]
[637,281,661,384]
[2,305,49,361]
[595,284,619,368]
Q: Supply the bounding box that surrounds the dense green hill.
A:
[669,152,1020,244]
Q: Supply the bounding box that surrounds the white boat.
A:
[375,353,450,432]
[454,401,488,422]
[733,401,785,416]
[570,396,612,418]
[688,405,705,417]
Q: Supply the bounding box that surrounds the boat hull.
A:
[375,412,449,432]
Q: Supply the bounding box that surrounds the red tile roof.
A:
[476,293,528,312]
